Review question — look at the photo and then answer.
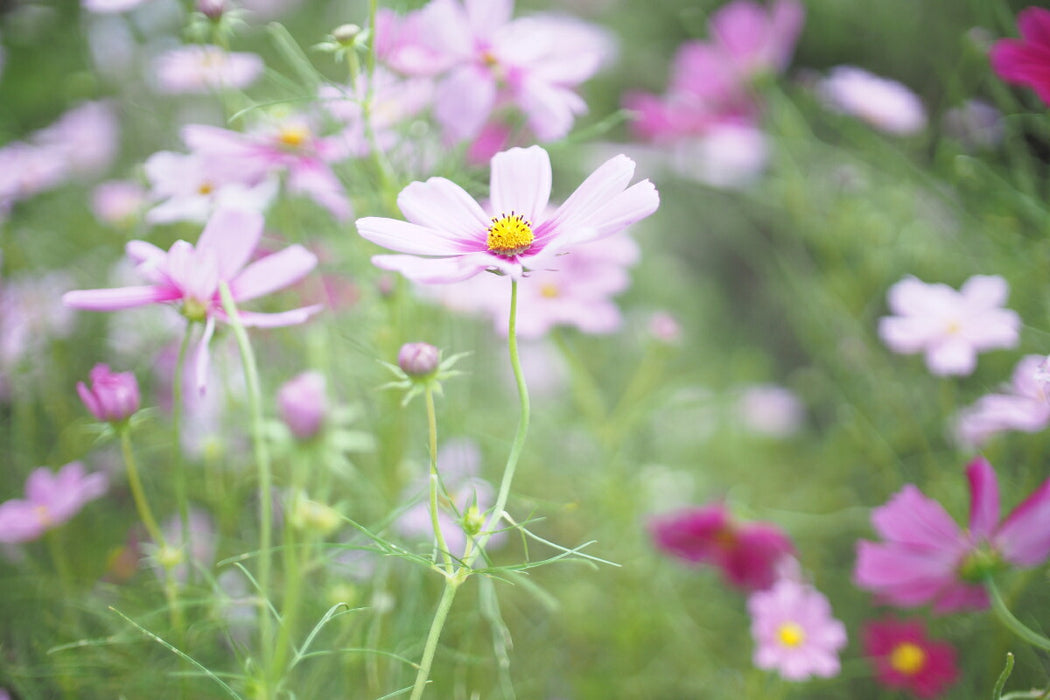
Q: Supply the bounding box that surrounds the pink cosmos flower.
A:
[182,118,351,221]
[277,371,328,440]
[356,145,658,283]
[820,66,927,135]
[151,46,264,94]
[854,457,1050,612]
[92,180,148,227]
[77,363,140,423]
[878,275,1020,376]
[387,0,613,145]
[62,208,320,391]
[708,0,805,79]
[990,7,1050,106]
[650,503,794,592]
[0,462,108,543]
[955,354,1050,447]
[33,101,119,176]
[863,618,959,698]
[735,383,804,437]
[144,150,278,224]
[748,578,847,680]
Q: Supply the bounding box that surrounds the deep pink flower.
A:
[748,579,847,680]
[277,371,327,440]
[990,7,1050,106]
[878,275,1020,376]
[650,503,794,592]
[62,208,320,391]
[955,354,1050,447]
[863,618,959,698]
[0,462,107,543]
[708,0,805,79]
[854,457,1050,612]
[77,363,140,423]
[356,145,658,283]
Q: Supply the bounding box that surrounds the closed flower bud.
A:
[332,23,361,45]
[277,371,327,440]
[196,0,225,20]
[77,363,140,423]
[398,342,440,377]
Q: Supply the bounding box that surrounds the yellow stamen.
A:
[34,504,52,527]
[278,125,310,148]
[487,212,534,257]
[889,642,926,676]
[540,283,559,298]
[776,622,805,648]
[198,181,214,195]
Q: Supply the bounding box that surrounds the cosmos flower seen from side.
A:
[356,145,658,283]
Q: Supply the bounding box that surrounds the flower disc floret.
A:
[487,212,533,256]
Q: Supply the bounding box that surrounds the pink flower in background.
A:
[144,150,278,224]
[735,383,804,437]
[878,275,1020,376]
[62,208,320,391]
[863,618,959,698]
[0,271,76,397]
[820,66,927,135]
[82,0,148,12]
[92,180,148,226]
[854,457,1050,612]
[277,371,328,440]
[77,364,140,423]
[990,7,1050,106]
[650,503,794,592]
[955,354,1050,447]
[385,0,613,145]
[709,0,805,79]
[357,145,658,283]
[156,508,216,584]
[748,578,847,680]
[33,101,119,176]
[182,118,351,221]
[151,46,264,94]
[0,463,107,543]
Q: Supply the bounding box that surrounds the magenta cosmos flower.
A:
[650,503,794,592]
[356,145,659,283]
[0,462,107,543]
[748,578,847,681]
[990,7,1050,106]
[63,208,320,390]
[878,274,1020,376]
[854,457,1050,612]
[863,618,959,699]
[77,363,140,423]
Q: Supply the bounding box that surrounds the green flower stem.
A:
[987,577,1050,651]
[408,578,462,700]
[171,326,194,575]
[217,283,276,691]
[424,385,454,573]
[119,427,165,548]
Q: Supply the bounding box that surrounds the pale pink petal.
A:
[960,274,1009,308]
[434,66,496,143]
[194,315,216,395]
[962,308,1020,350]
[234,305,323,328]
[543,155,637,236]
[397,177,490,240]
[966,457,1000,540]
[870,485,965,549]
[995,477,1050,566]
[886,277,954,316]
[465,0,512,35]
[229,245,318,303]
[196,208,265,280]
[518,79,585,142]
[878,316,944,353]
[357,217,480,255]
[371,252,495,283]
[63,285,181,311]
[286,161,352,222]
[489,146,552,224]
[126,240,167,264]
[926,338,977,376]
[558,179,660,246]
[0,500,46,542]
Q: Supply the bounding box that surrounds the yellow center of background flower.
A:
[278,125,310,148]
[776,622,805,648]
[889,642,926,675]
[487,213,534,257]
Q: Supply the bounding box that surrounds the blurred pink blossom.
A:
[863,618,959,698]
[748,578,847,680]
[820,66,927,135]
[708,0,805,79]
[151,46,264,94]
[878,275,1020,376]
[33,101,119,176]
[144,149,278,224]
[0,271,76,397]
[854,457,1050,612]
[0,463,108,543]
[277,371,328,440]
[650,503,795,592]
[735,384,804,437]
[990,7,1050,106]
[357,145,658,283]
[92,180,149,226]
[63,209,320,392]
[955,354,1050,447]
[77,363,140,424]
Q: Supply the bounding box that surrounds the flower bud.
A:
[277,371,327,440]
[77,363,140,423]
[332,23,361,45]
[462,504,484,537]
[197,0,225,20]
[398,342,440,377]
[289,494,342,536]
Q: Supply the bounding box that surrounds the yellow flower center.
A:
[776,622,805,648]
[278,125,310,148]
[889,642,926,676]
[198,181,214,195]
[540,283,559,298]
[34,504,52,527]
[487,212,534,257]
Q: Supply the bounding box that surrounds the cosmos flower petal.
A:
[357,217,480,255]
[229,245,319,303]
[995,476,1050,566]
[196,208,265,280]
[194,315,216,395]
[489,146,551,225]
[371,252,496,284]
[545,155,638,234]
[966,457,1000,540]
[434,66,496,143]
[397,177,490,240]
[870,485,965,550]
[960,274,1009,307]
[233,305,324,328]
[63,285,182,311]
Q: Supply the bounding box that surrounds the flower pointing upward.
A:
[355,145,659,284]
[63,208,320,391]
